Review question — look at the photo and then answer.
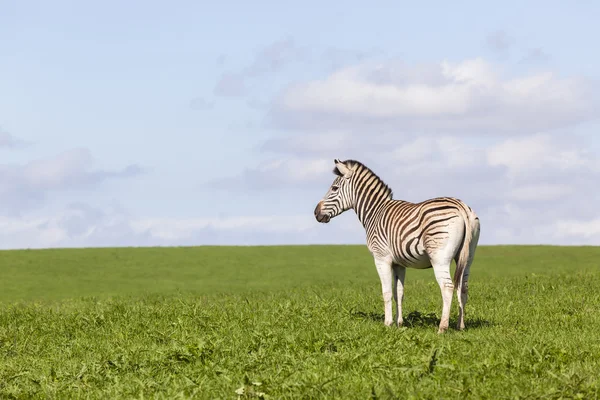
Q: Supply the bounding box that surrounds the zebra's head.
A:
[314,159,356,223]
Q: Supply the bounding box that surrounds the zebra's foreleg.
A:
[392,264,406,327]
[431,257,454,334]
[374,257,394,326]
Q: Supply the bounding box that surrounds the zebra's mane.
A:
[333,159,393,200]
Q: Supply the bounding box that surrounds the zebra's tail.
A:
[453,205,481,288]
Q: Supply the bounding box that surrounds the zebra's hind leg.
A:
[455,223,480,330]
[430,256,454,334]
[392,264,406,327]
[454,259,470,331]
[374,257,394,326]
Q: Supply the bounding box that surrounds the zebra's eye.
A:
[331,185,339,192]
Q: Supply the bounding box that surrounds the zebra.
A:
[314,159,480,333]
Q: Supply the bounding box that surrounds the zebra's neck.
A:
[351,168,393,228]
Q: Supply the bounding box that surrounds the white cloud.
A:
[487,134,598,180]
[208,156,333,190]
[3,182,597,249]
[0,130,25,148]
[21,148,96,189]
[0,148,143,213]
[479,203,600,245]
[494,210,600,245]
[0,203,365,249]
[272,58,597,135]
[508,183,572,202]
[131,215,315,241]
[0,203,149,249]
[215,128,600,246]
[214,130,598,212]
[553,219,600,240]
[214,37,308,97]
[386,136,485,169]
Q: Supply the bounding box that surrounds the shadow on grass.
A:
[350,309,493,329]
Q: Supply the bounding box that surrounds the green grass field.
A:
[1,245,600,399]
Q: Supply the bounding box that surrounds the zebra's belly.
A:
[393,252,432,269]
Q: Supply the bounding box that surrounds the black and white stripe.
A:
[315,159,481,333]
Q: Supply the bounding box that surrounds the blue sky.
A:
[1,0,600,248]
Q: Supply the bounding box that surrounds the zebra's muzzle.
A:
[314,202,331,223]
[316,214,331,223]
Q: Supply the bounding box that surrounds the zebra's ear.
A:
[334,160,353,178]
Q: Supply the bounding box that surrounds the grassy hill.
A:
[1,245,599,398]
